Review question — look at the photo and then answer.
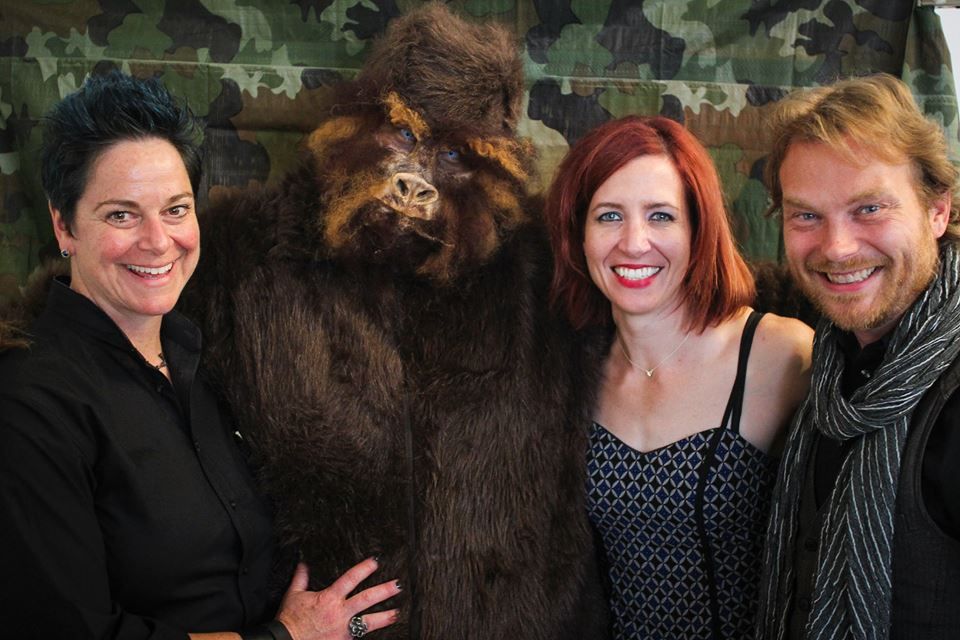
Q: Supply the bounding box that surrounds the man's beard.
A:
[793,245,938,335]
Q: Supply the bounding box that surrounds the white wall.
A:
[938,7,960,70]
[937,7,960,152]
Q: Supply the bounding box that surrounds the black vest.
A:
[889,355,960,638]
[788,355,960,639]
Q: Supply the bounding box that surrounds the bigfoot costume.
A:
[185,5,609,639]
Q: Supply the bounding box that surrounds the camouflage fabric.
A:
[1,0,957,304]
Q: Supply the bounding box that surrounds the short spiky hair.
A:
[765,73,959,242]
[40,70,203,231]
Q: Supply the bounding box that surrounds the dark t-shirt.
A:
[0,280,276,638]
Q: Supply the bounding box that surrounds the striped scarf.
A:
[758,242,960,640]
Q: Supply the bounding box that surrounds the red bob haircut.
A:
[544,115,755,332]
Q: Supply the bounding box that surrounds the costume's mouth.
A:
[364,204,445,243]
[613,266,661,281]
[380,200,437,221]
[338,203,448,265]
[126,263,173,277]
[822,266,877,284]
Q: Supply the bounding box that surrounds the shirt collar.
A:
[41,276,202,356]
[837,328,891,395]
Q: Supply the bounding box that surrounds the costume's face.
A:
[308,94,530,280]
[781,140,949,345]
[583,154,691,324]
[52,138,199,335]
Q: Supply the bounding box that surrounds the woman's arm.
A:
[0,385,400,640]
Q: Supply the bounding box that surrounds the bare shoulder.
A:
[753,312,814,376]
[739,311,814,453]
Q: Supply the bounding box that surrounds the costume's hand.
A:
[276,558,401,640]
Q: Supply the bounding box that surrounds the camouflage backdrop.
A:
[1,0,957,304]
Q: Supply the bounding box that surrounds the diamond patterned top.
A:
[586,311,776,639]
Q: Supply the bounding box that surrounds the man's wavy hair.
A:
[764,73,959,243]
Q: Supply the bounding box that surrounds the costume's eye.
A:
[400,128,416,143]
[439,149,462,166]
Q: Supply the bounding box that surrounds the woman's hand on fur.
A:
[276,558,401,640]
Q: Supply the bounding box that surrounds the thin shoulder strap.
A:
[720,310,764,435]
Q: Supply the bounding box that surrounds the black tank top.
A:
[586,311,775,639]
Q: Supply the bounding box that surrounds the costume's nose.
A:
[392,173,439,207]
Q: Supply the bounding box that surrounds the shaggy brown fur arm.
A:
[0,260,69,352]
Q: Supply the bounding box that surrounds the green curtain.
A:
[1,0,957,303]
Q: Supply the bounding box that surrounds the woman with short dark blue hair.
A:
[0,70,399,640]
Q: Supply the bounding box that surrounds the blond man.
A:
[758,74,960,639]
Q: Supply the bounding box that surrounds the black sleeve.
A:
[923,389,960,540]
[0,383,188,640]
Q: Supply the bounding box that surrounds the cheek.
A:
[671,231,692,266]
[83,231,134,263]
[179,225,201,277]
[175,221,201,253]
[582,234,608,284]
[782,229,813,265]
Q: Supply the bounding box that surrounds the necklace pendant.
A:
[616,330,692,380]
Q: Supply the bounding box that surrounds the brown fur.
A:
[383,92,431,140]
[0,260,69,352]
[358,3,524,136]
[305,115,367,161]
[467,136,531,183]
[750,260,821,328]
[180,5,609,638]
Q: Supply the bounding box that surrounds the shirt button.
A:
[799,597,812,612]
[193,440,201,452]
[803,537,818,552]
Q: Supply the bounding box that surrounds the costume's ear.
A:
[49,202,75,252]
[928,190,952,239]
[305,116,366,162]
[466,136,532,183]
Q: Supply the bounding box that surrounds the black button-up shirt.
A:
[0,280,275,638]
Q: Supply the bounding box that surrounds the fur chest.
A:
[208,230,607,639]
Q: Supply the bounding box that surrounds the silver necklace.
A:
[616,331,691,377]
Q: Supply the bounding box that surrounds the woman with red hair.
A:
[544,115,812,639]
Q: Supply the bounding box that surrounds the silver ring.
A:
[348,615,368,638]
